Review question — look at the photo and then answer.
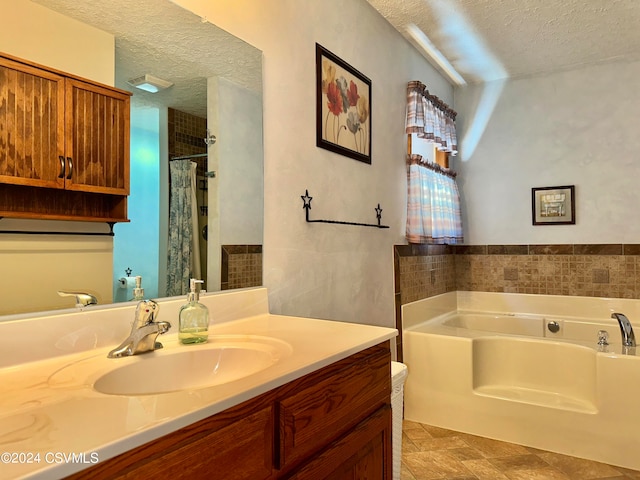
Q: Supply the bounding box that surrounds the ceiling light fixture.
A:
[127,74,174,93]
[406,24,466,86]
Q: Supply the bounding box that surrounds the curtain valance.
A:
[405,80,458,156]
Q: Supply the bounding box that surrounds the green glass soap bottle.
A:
[178,278,209,345]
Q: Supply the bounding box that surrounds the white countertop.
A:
[0,307,396,479]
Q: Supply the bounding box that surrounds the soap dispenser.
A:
[131,276,145,301]
[179,279,209,344]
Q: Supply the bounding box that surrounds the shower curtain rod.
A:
[170,153,208,161]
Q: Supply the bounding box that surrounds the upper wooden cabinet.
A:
[0,54,130,194]
[64,78,130,195]
[0,53,131,222]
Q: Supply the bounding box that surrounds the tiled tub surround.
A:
[168,107,207,160]
[455,244,640,298]
[394,245,457,359]
[401,291,640,472]
[394,244,640,359]
[221,245,263,290]
[395,245,457,305]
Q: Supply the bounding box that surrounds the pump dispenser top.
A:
[179,278,209,344]
[187,278,202,302]
[131,276,145,301]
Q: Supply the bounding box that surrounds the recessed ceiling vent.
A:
[127,74,173,93]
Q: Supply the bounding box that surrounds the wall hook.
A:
[204,129,217,146]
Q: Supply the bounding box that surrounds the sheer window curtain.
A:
[405,81,463,244]
[166,159,201,296]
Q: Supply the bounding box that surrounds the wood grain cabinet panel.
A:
[66,400,274,480]
[0,56,65,188]
[65,78,129,195]
[0,52,131,222]
[285,405,392,480]
[278,343,391,471]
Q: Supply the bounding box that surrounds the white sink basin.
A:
[49,335,292,396]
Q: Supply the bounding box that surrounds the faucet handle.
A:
[597,330,609,346]
[58,290,98,308]
[134,299,160,327]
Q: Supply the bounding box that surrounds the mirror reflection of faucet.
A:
[57,290,98,308]
[108,299,171,358]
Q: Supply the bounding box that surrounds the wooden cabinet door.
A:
[64,78,130,195]
[278,343,391,471]
[0,56,65,188]
[286,405,392,480]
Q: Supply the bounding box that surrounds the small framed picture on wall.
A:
[532,185,575,225]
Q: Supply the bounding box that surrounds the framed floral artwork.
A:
[316,43,371,164]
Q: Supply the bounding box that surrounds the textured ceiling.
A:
[33,0,262,118]
[30,1,640,97]
[366,0,640,83]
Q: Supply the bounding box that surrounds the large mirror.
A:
[0,0,263,315]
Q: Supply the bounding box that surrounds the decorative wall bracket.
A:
[301,190,389,229]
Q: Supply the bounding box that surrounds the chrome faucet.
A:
[108,299,171,358]
[611,313,636,348]
[58,290,98,308]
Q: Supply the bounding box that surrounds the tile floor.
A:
[401,421,640,480]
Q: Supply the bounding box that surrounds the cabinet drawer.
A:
[278,343,391,470]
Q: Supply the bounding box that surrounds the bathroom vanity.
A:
[0,288,397,479]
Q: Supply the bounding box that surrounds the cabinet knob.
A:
[66,157,73,180]
[58,156,65,179]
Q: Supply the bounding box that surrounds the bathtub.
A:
[402,292,640,471]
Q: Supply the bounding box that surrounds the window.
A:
[405,81,462,244]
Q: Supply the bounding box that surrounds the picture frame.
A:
[532,185,575,225]
[316,43,372,164]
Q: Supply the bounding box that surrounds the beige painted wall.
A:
[0,0,114,84]
[174,0,452,327]
[0,234,113,314]
[0,1,115,314]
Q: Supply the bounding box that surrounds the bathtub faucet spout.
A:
[611,313,636,348]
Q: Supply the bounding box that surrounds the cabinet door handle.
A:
[58,156,65,179]
[66,157,73,180]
